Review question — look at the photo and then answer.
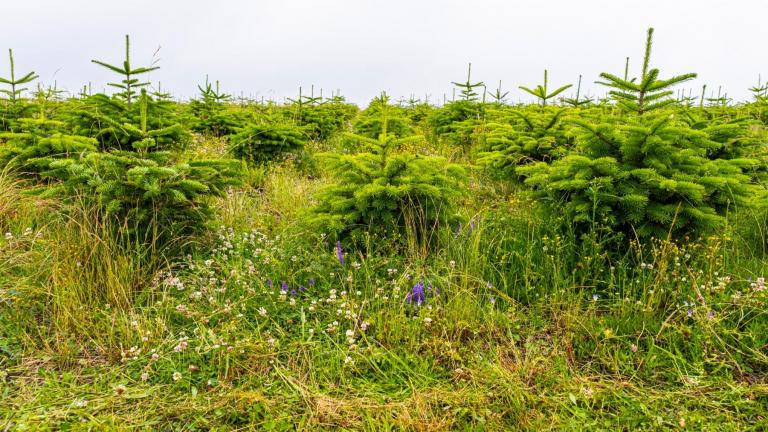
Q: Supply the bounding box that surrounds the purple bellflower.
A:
[336,241,344,266]
[406,281,426,306]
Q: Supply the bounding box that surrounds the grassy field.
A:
[1,30,768,430]
[1,130,767,430]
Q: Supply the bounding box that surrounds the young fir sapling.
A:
[352,93,413,141]
[0,49,39,131]
[596,28,696,115]
[229,120,308,164]
[91,35,158,106]
[519,70,572,107]
[518,28,759,242]
[189,76,243,137]
[452,63,485,102]
[428,68,487,151]
[562,75,593,107]
[310,100,466,245]
[45,36,242,236]
[488,80,510,105]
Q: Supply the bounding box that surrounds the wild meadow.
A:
[1,29,767,430]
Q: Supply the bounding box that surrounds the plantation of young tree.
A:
[1,29,767,430]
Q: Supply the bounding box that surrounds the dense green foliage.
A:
[0,36,243,237]
[296,100,358,140]
[188,77,242,137]
[230,121,308,164]
[352,94,412,139]
[520,114,760,239]
[312,100,464,243]
[0,118,97,178]
[511,28,761,241]
[477,107,572,180]
[427,99,483,150]
[311,147,466,242]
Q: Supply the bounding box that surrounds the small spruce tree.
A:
[488,80,510,105]
[519,114,759,241]
[519,69,572,106]
[310,108,465,244]
[0,49,39,131]
[427,100,484,151]
[91,35,159,105]
[46,37,241,236]
[596,28,696,115]
[562,75,593,107]
[352,93,412,140]
[189,76,243,137]
[452,63,485,102]
[518,28,756,243]
[229,120,308,164]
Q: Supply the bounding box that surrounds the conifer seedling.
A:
[749,75,768,101]
[519,69,572,106]
[0,49,39,102]
[92,35,159,105]
[597,28,696,115]
[562,75,593,107]
[452,63,485,102]
[488,80,509,104]
[0,49,39,131]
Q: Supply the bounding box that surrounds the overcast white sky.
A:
[1,0,766,105]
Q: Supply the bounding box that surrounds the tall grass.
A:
[3,144,767,430]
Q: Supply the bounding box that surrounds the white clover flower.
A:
[173,341,188,353]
